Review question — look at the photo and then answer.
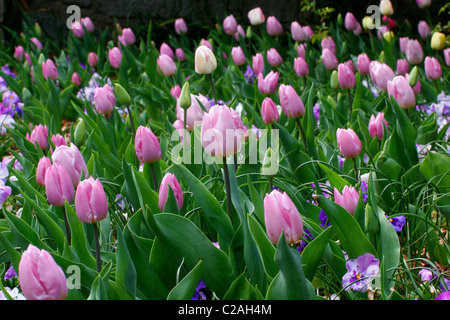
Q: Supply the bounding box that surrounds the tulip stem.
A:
[62,206,71,245]
[222,157,233,224]
[92,222,102,273]
[208,74,217,104]
[296,117,307,150]
[127,105,136,138]
[150,163,158,191]
[353,158,358,181]
[347,89,353,121]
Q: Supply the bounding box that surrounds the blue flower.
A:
[387,215,406,232]
[192,281,207,300]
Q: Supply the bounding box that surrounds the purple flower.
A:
[2,90,20,109]
[297,229,313,252]
[0,180,12,204]
[342,253,380,292]
[387,215,406,232]
[1,64,16,79]
[192,281,207,300]
[361,180,368,202]
[313,104,320,121]
[319,209,330,228]
[0,103,14,116]
[418,269,434,282]
[243,65,257,84]
[434,291,450,300]
[4,264,17,281]
[251,124,262,139]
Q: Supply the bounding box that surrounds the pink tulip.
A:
[264,190,303,244]
[294,57,309,77]
[42,59,58,81]
[31,37,43,51]
[157,54,177,76]
[248,7,265,26]
[94,84,116,115]
[51,144,89,188]
[160,43,174,59]
[357,53,371,75]
[234,25,246,41]
[71,21,85,38]
[108,47,122,68]
[278,84,305,118]
[266,48,283,66]
[261,97,279,124]
[200,39,213,51]
[252,53,265,75]
[257,71,279,94]
[417,21,431,40]
[334,185,359,215]
[396,59,409,75]
[231,46,246,66]
[387,75,416,108]
[18,244,68,300]
[171,85,181,98]
[405,39,424,65]
[266,16,283,36]
[223,14,238,35]
[135,126,162,163]
[176,48,186,61]
[174,18,188,34]
[158,173,184,211]
[416,0,431,8]
[369,112,388,140]
[321,36,337,53]
[353,22,362,35]
[36,156,51,186]
[291,22,307,42]
[338,63,356,89]
[27,124,48,150]
[444,48,450,67]
[71,72,81,86]
[176,93,205,130]
[119,28,136,46]
[51,134,67,150]
[424,56,442,80]
[81,17,94,33]
[75,177,109,223]
[303,25,314,39]
[399,37,409,54]
[321,48,339,70]
[297,43,306,58]
[369,61,395,91]
[345,12,358,31]
[336,128,362,158]
[14,46,24,60]
[201,105,245,157]
[88,52,98,67]
[45,163,75,206]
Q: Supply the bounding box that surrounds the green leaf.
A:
[115,227,137,299]
[167,260,203,300]
[301,227,332,281]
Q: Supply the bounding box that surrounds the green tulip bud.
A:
[35,22,42,37]
[378,51,385,63]
[337,13,344,27]
[408,66,418,87]
[114,83,131,105]
[246,26,252,39]
[330,70,339,90]
[179,82,191,110]
[260,147,279,176]
[74,119,86,146]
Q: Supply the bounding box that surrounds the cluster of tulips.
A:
[0,0,448,301]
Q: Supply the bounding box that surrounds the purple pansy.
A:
[342,253,380,292]
[387,215,406,232]
[192,281,207,300]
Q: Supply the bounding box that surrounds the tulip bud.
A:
[88,52,98,67]
[71,72,81,86]
[34,22,42,37]
[278,84,305,118]
[396,59,409,75]
[175,48,186,61]
[157,54,177,76]
[291,21,306,42]
[334,185,360,215]
[362,16,376,30]
[52,144,89,188]
[357,53,371,75]
[223,14,238,35]
[266,48,283,67]
[75,177,109,223]
[26,124,49,150]
[114,83,131,105]
[416,0,431,8]
[135,126,162,163]
[42,59,58,81]
[444,48,450,67]
[417,21,431,40]
[321,48,339,70]
[252,53,265,75]
[45,163,75,206]
[36,156,52,186]
[31,37,43,51]
[321,36,337,53]
[424,56,442,80]
[158,173,184,211]
[261,97,280,124]
[94,84,116,115]
[338,63,356,89]
[405,39,424,65]
[336,128,362,158]
[71,21,85,38]
[266,16,283,36]
[248,7,265,26]
[160,43,174,59]
[380,0,394,16]
[74,119,86,146]
[264,189,303,244]
[431,32,446,50]
[294,57,309,77]
[231,46,246,66]
[174,18,188,35]
[368,112,388,140]
[18,244,68,300]
[369,61,395,91]
[108,47,122,68]
[51,134,67,151]
[405,72,421,95]
[387,75,416,109]
[337,13,344,27]
[81,17,94,33]
[194,45,217,74]
[14,46,24,61]
[344,12,358,31]
[118,28,135,46]
[179,82,191,110]
[260,147,279,176]
[330,70,339,90]
[257,71,279,95]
